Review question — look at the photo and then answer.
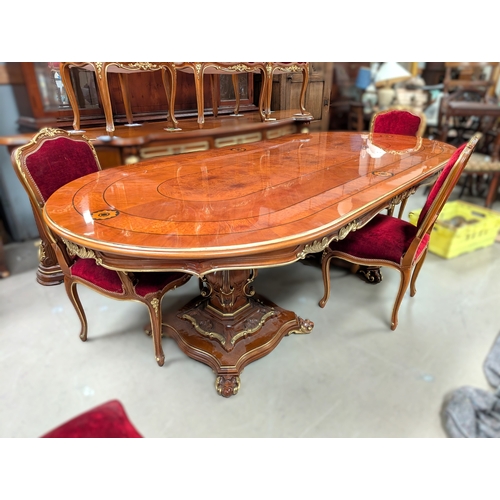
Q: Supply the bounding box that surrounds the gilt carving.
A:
[297,237,329,259]
[230,309,275,345]
[388,187,417,210]
[330,220,363,242]
[94,62,104,79]
[216,375,241,398]
[182,313,226,346]
[151,298,159,316]
[62,238,102,266]
[287,317,314,335]
[116,62,162,72]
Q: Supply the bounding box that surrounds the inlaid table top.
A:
[44,131,455,273]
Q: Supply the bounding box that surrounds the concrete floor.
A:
[1,188,499,438]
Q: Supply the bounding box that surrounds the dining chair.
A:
[354,105,426,284]
[11,128,191,366]
[41,400,143,438]
[318,133,480,330]
[370,106,427,220]
[370,105,426,137]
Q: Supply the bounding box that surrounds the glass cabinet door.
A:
[33,62,100,112]
[219,73,254,111]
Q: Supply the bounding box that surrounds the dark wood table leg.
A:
[31,209,64,286]
[162,269,313,397]
[356,266,383,284]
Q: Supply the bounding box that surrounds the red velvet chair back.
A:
[12,128,101,207]
[370,107,425,137]
[416,134,480,236]
[11,128,102,269]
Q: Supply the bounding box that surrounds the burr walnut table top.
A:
[44,131,455,274]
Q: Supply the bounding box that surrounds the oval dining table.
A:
[43,131,456,397]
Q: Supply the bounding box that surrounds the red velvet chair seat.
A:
[12,128,192,367]
[71,258,188,297]
[71,258,124,294]
[372,110,421,136]
[41,400,143,438]
[330,214,429,263]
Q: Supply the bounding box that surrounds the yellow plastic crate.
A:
[408,200,500,259]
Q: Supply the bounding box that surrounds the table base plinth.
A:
[36,263,64,286]
[163,293,313,397]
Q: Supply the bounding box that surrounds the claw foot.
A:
[215,375,241,398]
[287,317,314,335]
[357,266,383,284]
[144,324,166,338]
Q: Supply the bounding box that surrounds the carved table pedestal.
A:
[163,269,313,397]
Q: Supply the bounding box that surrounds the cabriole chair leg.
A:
[391,269,412,331]
[319,252,333,308]
[145,297,165,367]
[410,250,428,297]
[64,277,88,341]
